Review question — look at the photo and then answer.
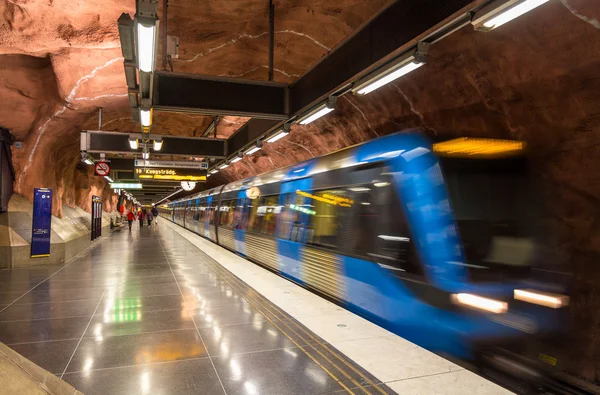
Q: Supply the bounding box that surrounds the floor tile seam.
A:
[382,368,467,385]
[0,313,103,323]
[170,224,387,395]
[1,296,103,307]
[80,327,199,341]
[192,316,272,330]
[62,355,211,375]
[157,232,229,395]
[0,302,188,323]
[60,287,108,378]
[208,345,303,359]
[5,337,82,346]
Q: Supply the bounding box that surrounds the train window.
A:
[306,189,353,249]
[279,194,301,240]
[350,179,422,275]
[219,200,236,227]
[247,195,281,236]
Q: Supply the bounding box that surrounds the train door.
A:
[276,177,313,283]
[233,191,247,255]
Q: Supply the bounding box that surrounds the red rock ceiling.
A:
[1,0,600,382]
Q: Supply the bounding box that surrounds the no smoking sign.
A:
[95,162,111,177]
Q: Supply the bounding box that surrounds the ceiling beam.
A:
[153,72,289,120]
[288,0,476,114]
[82,131,226,158]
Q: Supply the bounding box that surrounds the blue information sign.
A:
[31,188,52,258]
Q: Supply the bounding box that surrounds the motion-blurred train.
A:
[160,131,569,361]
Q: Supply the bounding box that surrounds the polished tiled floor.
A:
[0,222,392,395]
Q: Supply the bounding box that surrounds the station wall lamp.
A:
[140,108,152,127]
[471,0,549,31]
[266,123,292,144]
[352,42,428,96]
[230,152,243,164]
[297,96,337,126]
[244,140,263,156]
[80,152,95,165]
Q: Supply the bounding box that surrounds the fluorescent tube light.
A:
[352,45,428,96]
[266,126,290,143]
[137,22,156,72]
[299,106,334,126]
[128,137,138,150]
[472,0,549,31]
[140,109,152,127]
[245,146,261,155]
[210,169,219,174]
[83,158,94,165]
[104,176,114,183]
[231,156,242,163]
[357,61,423,95]
[219,163,229,170]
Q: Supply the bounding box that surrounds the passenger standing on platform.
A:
[126,208,135,231]
[151,205,159,225]
[147,210,154,227]
[139,209,145,228]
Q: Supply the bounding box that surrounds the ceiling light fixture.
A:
[219,163,229,170]
[471,0,549,31]
[210,169,219,174]
[229,152,243,164]
[140,108,152,127]
[136,20,157,72]
[352,43,428,95]
[129,137,139,150]
[298,97,337,126]
[142,151,150,160]
[153,139,163,151]
[244,140,263,156]
[266,123,291,143]
[81,152,94,165]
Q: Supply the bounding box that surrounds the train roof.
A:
[172,130,426,204]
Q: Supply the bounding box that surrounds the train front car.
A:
[349,133,569,364]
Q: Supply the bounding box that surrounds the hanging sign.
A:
[135,167,207,181]
[31,188,53,258]
[94,162,111,177]
[134,159,208,169]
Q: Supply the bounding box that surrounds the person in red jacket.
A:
[138,209,145,229]
[126,208,136,231]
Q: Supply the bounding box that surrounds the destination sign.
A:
[135,167,207,182]
[134,159,208,169]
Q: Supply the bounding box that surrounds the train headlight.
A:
[452,293,508,314]
[514,289,569,308]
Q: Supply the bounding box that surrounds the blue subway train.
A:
[161,131,568,361]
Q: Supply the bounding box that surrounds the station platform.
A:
[0,220,511,395]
